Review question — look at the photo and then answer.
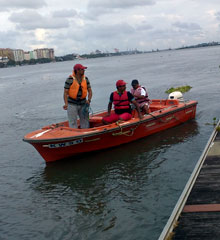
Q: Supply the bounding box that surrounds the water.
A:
[0,47,220,240]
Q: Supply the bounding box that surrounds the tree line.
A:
[0,58,54,68]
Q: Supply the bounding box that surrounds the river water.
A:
[0,47,220,240]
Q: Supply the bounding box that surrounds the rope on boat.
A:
[159,114,185,124]
[112,121,140,137]
[159,115,175,123]
[148,113,157,119]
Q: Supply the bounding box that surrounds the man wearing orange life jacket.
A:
[63,64,92,128]
[102,80,142,124]
[130,79,150,114]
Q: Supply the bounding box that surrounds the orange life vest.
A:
[68,73,87,99]
[113,91,130,109]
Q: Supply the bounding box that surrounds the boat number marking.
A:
[186,110,193,114]
[44,139,83,148]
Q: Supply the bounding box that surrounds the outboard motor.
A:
[168,91,184,102]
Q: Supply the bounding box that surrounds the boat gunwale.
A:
[23,101,197,144]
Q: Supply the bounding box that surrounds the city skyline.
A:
[1,0,220,55]
[0,47,54,62]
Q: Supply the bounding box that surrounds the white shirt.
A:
[140,87,146,96]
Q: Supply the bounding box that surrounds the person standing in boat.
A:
[63,64,92,128]
[130,79,150,114]
[102,80,142,124]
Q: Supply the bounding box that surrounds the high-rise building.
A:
[0,47,55,62]
[34,48,55,60]
[0,48,14,60]
[13,49,24,62]
[30,51,37,60]
[24,52,31,61]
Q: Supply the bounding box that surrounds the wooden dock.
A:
[159,121,220,240]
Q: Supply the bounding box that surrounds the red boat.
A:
[23,95,198,163]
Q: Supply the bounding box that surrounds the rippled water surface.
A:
[1,47,220,240]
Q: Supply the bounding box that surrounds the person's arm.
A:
[132,99,143,119]
[134,88,146,99]
[107,102,112,115]
[86,87,92,105]
[106,93,113,115]
[63,89,69,110]
[135,95,145,99]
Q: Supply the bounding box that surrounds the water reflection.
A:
[36,120,199,192]
[28,120,199,238]
[43,119,199,176]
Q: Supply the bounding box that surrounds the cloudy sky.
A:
[1,0,220,56]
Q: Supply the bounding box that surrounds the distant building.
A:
[0,48,14,60]
[34,49,43,59]
[34,48,55,60]
[95,49,102,54]
[48,48,55,59]
[24,52,31,61]
[30,51,37,60]
[0,56,9,63]
[0,47,55,63]
[13,49,24,62]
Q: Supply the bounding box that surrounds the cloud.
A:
[215,11,220,21]
[1,0,220,56]
[52,9,78,18]
[84,23,135,39]
[45,22,138,54]
[87,0,155,17]
[89,0,155,9]
[0,31,22,48]
[0,0,46,11]
[136,24,153,31]
[88,0,155,9]
[9,10,69,30]
[172,21,202,31]
[0,30,46,52]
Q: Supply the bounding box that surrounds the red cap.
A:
[73,64,87,71]
[116,80,127,87]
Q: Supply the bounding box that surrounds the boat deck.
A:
[159,121,220,240]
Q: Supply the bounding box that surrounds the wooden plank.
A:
[183,204,220,212]
[172,212,220,240]
[215,131,220,140]
[158,121,220,240]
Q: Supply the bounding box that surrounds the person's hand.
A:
[86,100,91,105]
[139,114,143,120]
[63,104,68,110]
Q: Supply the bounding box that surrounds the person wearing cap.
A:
[130,79,150,114]
[63,63,92,128]
[102,80,142,124]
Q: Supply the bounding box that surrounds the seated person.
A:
[130,79,150,114]
[102,80,142,124]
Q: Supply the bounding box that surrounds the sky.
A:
[1,0,220,56]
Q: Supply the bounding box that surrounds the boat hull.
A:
[23,99,198,162]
